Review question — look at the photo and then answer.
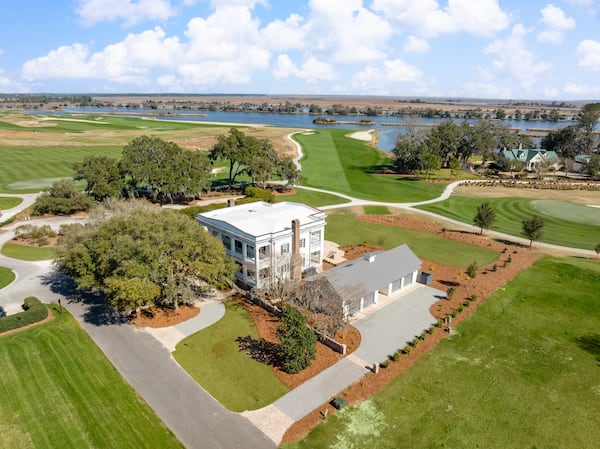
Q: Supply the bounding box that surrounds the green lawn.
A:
[325,211,498,267]
[0,197,22,209]
[294,130,446,202]
[1,242,55,261]
[173,300,288,412]
[284,257,600,449]
[0,145,122,193]
[0,305,183,449]
[274,188,350,208]
[362,205,390,215]
[417,196,600,250]
[0,266,15,289]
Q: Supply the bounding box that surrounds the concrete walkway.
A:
[145,299,225,351]
[242,284,444,444]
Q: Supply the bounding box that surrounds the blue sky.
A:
[0,0,599,100]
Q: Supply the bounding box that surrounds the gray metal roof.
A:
[317,244,421,297]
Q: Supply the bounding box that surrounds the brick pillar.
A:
[291,219,302,281]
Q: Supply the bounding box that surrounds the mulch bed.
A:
[280,213,540,444]
[129,305,200,328]
[234,296,361,390]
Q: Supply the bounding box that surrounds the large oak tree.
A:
[55,202,234,312]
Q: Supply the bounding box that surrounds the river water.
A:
[28,108,572,152]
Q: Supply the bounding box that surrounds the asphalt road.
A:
[63,295,275,449]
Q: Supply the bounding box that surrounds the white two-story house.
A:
[197,201,326,289]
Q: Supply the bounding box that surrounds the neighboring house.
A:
[307,244,422,317]
[574,154,591,173]
[500,148,561,171]
[197,201,326,288]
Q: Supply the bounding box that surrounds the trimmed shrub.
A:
[463,301,470,307]
[446,287,455,299]
[380,359,391,368]
[451,309,458,318]
[402,346,412,355]
[466,261,478,279]
[470,294,478,302]
[0,297,48,333]
[392,351,401,361]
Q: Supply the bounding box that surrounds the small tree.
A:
[466,261,478,279]
[522,215,545,247]
[32,179,94,215]
[473,201,496,235]
[277,305,316,374]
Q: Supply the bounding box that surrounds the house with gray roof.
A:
[500,148,561,171]
[309,244,422,317]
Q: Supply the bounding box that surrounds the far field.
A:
[294,129,446,202]
[0,112,296,193]
[284,257,600,449]
[418,195,600,250]
[0,305,183,449]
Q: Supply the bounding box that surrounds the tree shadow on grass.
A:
[40,269,127,327]
[236,335,280,368]
[574,334,600,366]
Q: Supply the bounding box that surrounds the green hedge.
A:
[0,297,48,333]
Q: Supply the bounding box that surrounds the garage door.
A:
[363,291,376,307]
[403,272,413,287]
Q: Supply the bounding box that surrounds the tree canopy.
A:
[276,305,317,374]
[55,202,234,312]
[32,179,94,215]
[120,135,211,201]
[73,155,124,200]
[521,215,545,247]
[210,128,300,189]
[473,202,496,234]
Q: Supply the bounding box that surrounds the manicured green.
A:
[274,188,350,207]
[173,301,288,412]
[0,305,184,449]
[294,130,446,202]
[284,257,600,449]
[0,196,22,209]
[417,196,600,250]
[0,266,15,289]
[0,145,122,192]
[325,211,498,267]
[362,205,390,215]
[1,242,55,261]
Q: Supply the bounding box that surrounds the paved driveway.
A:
[245,284,445,444]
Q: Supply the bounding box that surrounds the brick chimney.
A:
[291,219,302,281]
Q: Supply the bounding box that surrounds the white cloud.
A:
[352,59,423,92]
[564,81,600,97]
[402,35,431,53]
[303,0,392,63]
[537,4,575,44]
[0,69,27,92]
[577,39,600,70]
[403,36,430,53]
[484,24,552,89]
[372,0,510,38]
[273,54,336,82]
[567,0,599,16]
[261,14,306,52]
[22,28,181,84]
[76,0,176,26]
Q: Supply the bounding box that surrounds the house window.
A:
[310,250,321,264]
[299,238,306,248]
[391,279,402,292]
[221,235,231,250]
[259,245,270,260]
[234,239,243,255]
[310,230,321,248]
[246,245,255,260]
[280,242,290,255]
